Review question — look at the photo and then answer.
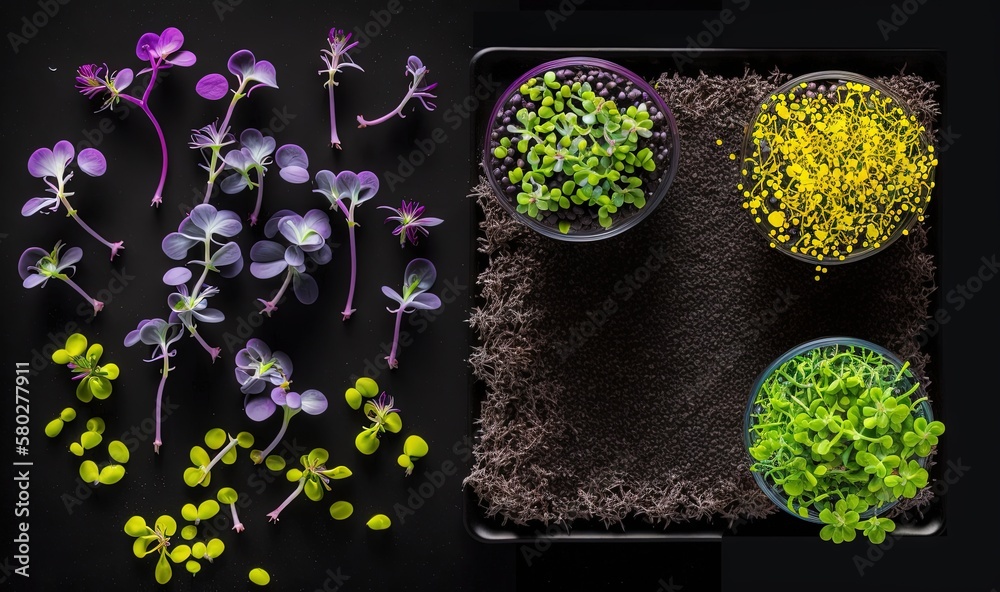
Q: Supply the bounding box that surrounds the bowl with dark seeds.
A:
[483,57,679,241]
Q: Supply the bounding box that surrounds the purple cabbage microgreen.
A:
[320,28,363,149]
[124,318,183,452]
[235,338,293,396]
[378,200,443,247]
[355,392,402,455]
[357,56,437,128]
[24,141,123,259]
[217,487,245,532]
[381,258,441,368]
[193,50,279,203]
[161,204,244,361]
[219,129,310,226]
[266,448,350,523]
[76,27,196,206]
[312,169,379,320]
[184,428,255,487]
[18,242,104,315]
[250,209,332,317]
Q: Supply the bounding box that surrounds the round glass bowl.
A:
[482,57,679,242]
[739,71,938,265]
[743,337,932,523]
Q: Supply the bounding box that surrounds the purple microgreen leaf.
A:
[245,394,277,422]
[381,286,404,304]
[17,247,48,280]
[211,242,242,267]
[273,352,293,378]
[161,233,199,260]
[192,307,224,324]
[167,50,196,67]
[270,388,287,406]
[263,210,296,238]
[355,171,380,203]
[61,246,83,268]
[23,273,47,289]
[279,166,309,184]
[245,60,278,94]
[220,173,250,195]
[113,68,134,92]
[136,32,161,60]
[250,259,288,280]
[196,73,230,100]
[408,292,442,310]
[403,258,437,293]
[77,148,107,177]
[218,252,244,279]
[157,27,185,56]
[292,272,318,304]
[227,49,256,79]
[240,129,275,163]
[308,244,333,266]
[162,267,193,286]
[285,392,302,409]
[21,197,59,216]
[284,245,305,268]
[275,144,308,169]
[312,170,336,203]
[333,170,360,200]
[302,210,332,240]
[299,389,328,415]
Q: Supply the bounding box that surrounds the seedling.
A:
[18,242,104,315]
[51,333,119,402]
[266,448,351,522]
[381,258,441,368]
[249,209,332,316]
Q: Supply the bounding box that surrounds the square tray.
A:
[465,47,947,542]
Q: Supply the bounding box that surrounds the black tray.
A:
[465,47,947,543]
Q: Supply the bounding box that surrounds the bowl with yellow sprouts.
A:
[738,71,938,269]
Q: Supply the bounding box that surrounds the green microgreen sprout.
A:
[250,567,271,586]
[397,435,428,476]
[45,407,77,438]
[51,333,120,402]
[181,499,220,525]
[366,514,391,531]
[69,417,105,456]
[496,70,661,232]
[217,487,245,532]
[344,376,379,410]
[186,537,225,573]
[125,514,190,584]
[747,342,945,544]
[79,439,130,485]
[184,428,254,487]
[266,448,351,522]
[329,501,354,521]
[355,392,402,455]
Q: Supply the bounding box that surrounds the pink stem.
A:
[267,478,304,522]
[357,86,414,128]
[256,408,291,463]
[259,269,292,317]
[153,359,169,453]
[342,222,357,320]
[190,328,221,362]
[122,87,167,206]
[329,84,341,149]
[63,277,103,314]
[250,171,264,226]
[66,207,123,259]
[230,503,244,532]
[386,307,404,369]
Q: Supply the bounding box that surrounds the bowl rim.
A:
[743,336,933,523]
[739,70,937,265]
[481,56,680,242]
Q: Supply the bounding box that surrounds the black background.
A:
[1,1,997,591]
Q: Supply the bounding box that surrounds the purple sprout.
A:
[193,50,279,203]
[320,28,363,149]
[378,200,444,247]
[235,339,327,464]
[124,318,183,452]
[357,56,437,128]
[24,141,123,260]
[18,242,104,315]
[312,170,379,320]
[381,258,441,368]
[76,27,197,206]
[249,209,333,317]
[161,204,244,361]
[218,129,310,225]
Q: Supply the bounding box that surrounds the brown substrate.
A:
[465,69,940,529]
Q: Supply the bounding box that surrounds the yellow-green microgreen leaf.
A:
[98,464,125,484]
[155,551,172,584]
[80,460,99,483]
[265,455,286,471]
[204,428,227,450]
[124,516,149,537]
[108,440,130,463]
[249,567,271,585]
[45,418,65,438]
[329,501,353,520]
[217,487,239,504]
[181,525,198,540]
[366,514,391,530]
